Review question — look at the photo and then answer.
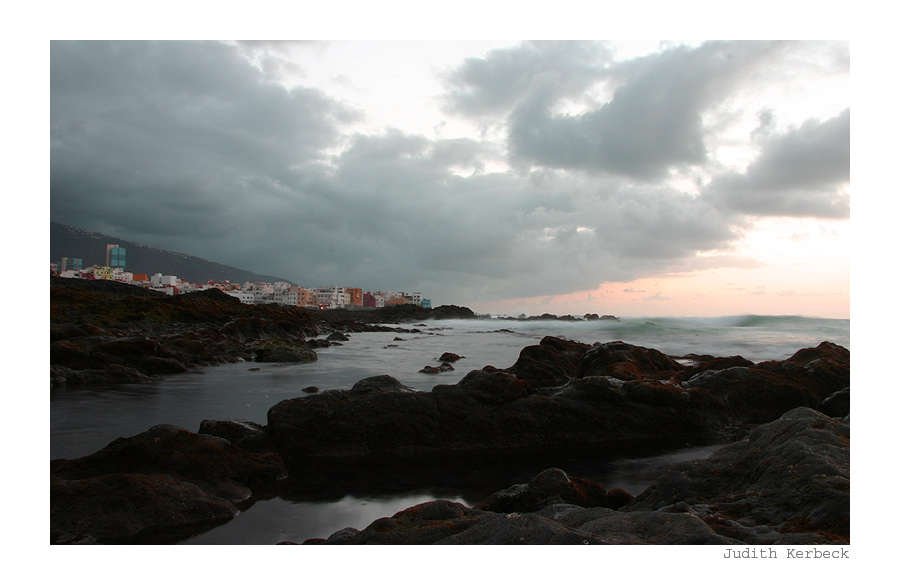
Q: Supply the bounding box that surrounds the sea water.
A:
[49,314,849,543]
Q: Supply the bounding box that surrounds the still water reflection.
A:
[51,325,730,544]
[177,442,720,544]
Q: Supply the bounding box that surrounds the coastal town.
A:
[52,243,431,311]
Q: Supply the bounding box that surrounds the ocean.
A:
[50,314,849,544]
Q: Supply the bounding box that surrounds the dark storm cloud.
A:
[289,131,737,298]
[50,40,848,305]
[703,109,850,218]
[302,152,736,300]
[51,40,354,243]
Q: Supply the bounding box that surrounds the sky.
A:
[49,38,851,318]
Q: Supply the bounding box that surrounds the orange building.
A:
[297,287,316,307]
[346,287,364,307]
[386,295,412,306]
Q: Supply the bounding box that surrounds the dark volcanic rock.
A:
[580,340,684,380]
[198,419,267,448]
[420,362,455,374]
[606,489,635,510]
[306,500,736,545]
[51,320,851,544]
[304,407,850,545]
[50,277,319,386]
[816,388,850,418]
[265,357,732,461]
[627,407,850,543]
[254,338,317,363]
[51,472,240,544]
[264,337,848,462]
[51,424,287,544]
[52,424,287,497]
[683,342,849,424]
[349,375,411,394]
[50,363,152,386]
[504,336,591,388]
[309,303,477,325]
[674,355,756,380]
[50,323,110,342]
[308,500,487,544]
[475,468,611,513]
[52,335,189,375]
[50,275,165,297]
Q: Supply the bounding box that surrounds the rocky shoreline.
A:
[49,278,850,545]
[49,277,626,388]
[297,407,847,545]
[50,277,468,387]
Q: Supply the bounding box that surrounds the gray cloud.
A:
[703,109,850,218]
[446,40,790,180]
[289,151,743,300]
[50,40,849,307]
[442,41,614,118]
[752,108,777,142]
[51,41,355,241]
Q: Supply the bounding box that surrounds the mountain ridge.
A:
[50,222,295,285]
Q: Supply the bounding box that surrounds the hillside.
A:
[50,222,294,285]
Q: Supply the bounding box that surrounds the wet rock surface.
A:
[263,337,848,461]
[274,337,849,545]
[303,490,736,545]
[50,278,318,386]
[254,337,318,363]
[50,281,850,544]
[474,468,613,513]
[50,278,482,387]
[627,407,850,543]
[50,424,287,544]
[303,408,848,545]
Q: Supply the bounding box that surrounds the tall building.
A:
[60,257,83,271]
[106,244,126,268]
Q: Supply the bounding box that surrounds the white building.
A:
[178,282,211,294]
[402,291,424,305]
[226,290,257,304]
[256,292,276,304]
[276,288,297,306]
[314,286,350,309]
[369,292,390,308]
[276,285,314,307]
[112,267,133,283]
[151,273,178,287]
